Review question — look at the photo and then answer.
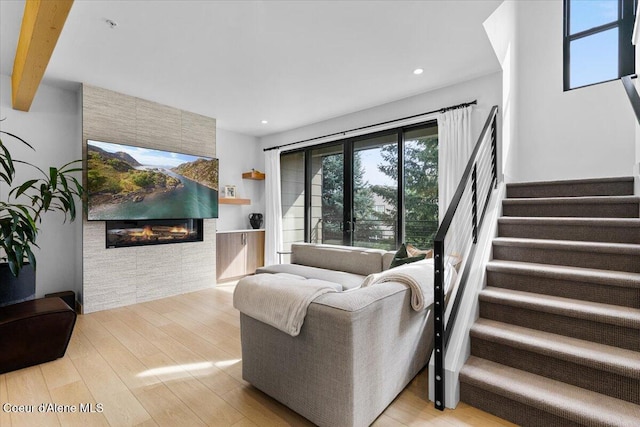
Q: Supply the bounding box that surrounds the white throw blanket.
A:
[361,259,435,311]
[233,274,338,337]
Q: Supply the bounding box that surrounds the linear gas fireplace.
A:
[105,219,203,249]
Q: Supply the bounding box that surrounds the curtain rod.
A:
[263,99,477,152]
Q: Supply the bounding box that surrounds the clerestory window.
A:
[563,0,636,91]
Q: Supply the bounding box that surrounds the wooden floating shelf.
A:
[242,171,265,180]
[219,198,250,205]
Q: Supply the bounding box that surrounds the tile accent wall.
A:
[82,85,217,313]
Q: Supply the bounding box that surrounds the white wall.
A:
[260,72,503,153]
[508,0,635,182]
[484,0,519,183]
[216,128,265,231]
[0,74,82,298]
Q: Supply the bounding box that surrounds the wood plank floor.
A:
[1,284,516,426]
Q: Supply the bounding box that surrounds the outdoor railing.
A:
[317,217,439,250]
[433,105,499,410]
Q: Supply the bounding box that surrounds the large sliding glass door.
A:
[280,121,437,251]
[310,144,344,245]
[351,133,398,250]
[403,125,439,248]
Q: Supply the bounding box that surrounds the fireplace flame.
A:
[107,221,199,247]
[169,226,189,234]
[130,226,156,239]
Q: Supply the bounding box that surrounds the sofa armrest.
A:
[256,263,366,290]
[311,281,409,312]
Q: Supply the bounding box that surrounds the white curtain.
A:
[437,106,472,223]
[264,149,283,266]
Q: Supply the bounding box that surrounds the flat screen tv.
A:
[87,140,219,220]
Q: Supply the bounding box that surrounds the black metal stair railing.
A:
[621,74,640,125]
[433,105,499,410]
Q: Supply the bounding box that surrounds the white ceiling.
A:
[0,0,502,137]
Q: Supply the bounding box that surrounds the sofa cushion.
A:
[272,273,343,292]
[256,264,365,290]
[291,243,386,276]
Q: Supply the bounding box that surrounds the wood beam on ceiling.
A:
[11,0,74,112]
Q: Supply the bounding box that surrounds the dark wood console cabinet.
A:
[216,230,265,282]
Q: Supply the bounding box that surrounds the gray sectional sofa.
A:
[237,243,436,427]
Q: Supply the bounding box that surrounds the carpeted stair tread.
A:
[492,237,640,273]
[507,176,634,187]
[506,176,635,198]
[493,237,640,255]
[486,260,640,289]
[502,195,640,218]
[498,216,640,243]
[479,287,640,328]
[498,217,640,227]
[504,195,640,205]
[460,356,640,426]
[470,319,640,379]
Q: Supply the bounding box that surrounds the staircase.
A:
[459,176,640,426]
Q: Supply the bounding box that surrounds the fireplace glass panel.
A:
[106,219,203,248]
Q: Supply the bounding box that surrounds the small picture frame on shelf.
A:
[223,185,236,198]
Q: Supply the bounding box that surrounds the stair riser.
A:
[498,222,640,244]
[471,338,639,405]
[479,301,639,351]
[492,245,640,273]
[502,202,639,218]
[506,181,635,199]
[460,383,582,427]
[486,270,640,308]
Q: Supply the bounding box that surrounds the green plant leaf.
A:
[49,167,58,190]
[0,130,84,276]
[8,258,19,277]
[13,179,39,198]
[0,143,15,183]
[59,173,68,191]
[59,159,83,171]
[25,245,36,271]
[0,131,35,150]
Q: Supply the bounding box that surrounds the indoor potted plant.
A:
[0,128,83,282]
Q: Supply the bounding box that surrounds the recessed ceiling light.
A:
[261,120,268,124]
[413,68,424,75]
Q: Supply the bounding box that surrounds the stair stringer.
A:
[428,182,506,408]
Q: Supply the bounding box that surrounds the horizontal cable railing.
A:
[433,105,499,410]
[315,217,440,250]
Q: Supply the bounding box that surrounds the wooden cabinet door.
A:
[245,231,265,274]
[216,232,247,281]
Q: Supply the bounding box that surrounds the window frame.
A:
[563,0,636,91]
[280,120,438,250]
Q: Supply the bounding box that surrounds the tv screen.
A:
[87,140,219,220]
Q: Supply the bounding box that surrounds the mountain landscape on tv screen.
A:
[87,141,219,220]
